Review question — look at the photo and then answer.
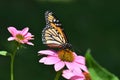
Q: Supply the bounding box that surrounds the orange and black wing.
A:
[42,11,68,48]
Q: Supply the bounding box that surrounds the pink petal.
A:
[72,69,83,77]
[26,42,34,46]
[62,70,74,79]
[38,50,56,55]
[54,61,65,71]
[73,63,83,72]
[44,56,60,65]
[71,70,85,80]
[65,62,75,70]
[39,57,47,63]
[65,62,82,72]
[21,27,29,35]
[23,39,28,43]
[74,56,85,65]
[62,70,85,80]
[8,27,17,36]
[71,76,84,80]
[25,32,33,38]
[8,37,15,41]
[79,65,89,72]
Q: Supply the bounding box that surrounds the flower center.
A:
[57,49,74,62]
[16,34,24,40]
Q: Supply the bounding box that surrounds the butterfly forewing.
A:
[42,11,68,48]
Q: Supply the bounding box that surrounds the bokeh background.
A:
[0,0,120,80]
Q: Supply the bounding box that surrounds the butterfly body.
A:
[42,11,72,50]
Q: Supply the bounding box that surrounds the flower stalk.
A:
[54,70,62,80]
[10,49,17,80]
[10,43,19,80]
[10,52,15,80]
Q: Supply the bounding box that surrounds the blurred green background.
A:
[0,0,120,80]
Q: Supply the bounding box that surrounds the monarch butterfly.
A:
[42,11,72,49]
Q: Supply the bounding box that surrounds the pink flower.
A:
[8,27,34,45]
[38,49,88,72]
[62,69,85,80]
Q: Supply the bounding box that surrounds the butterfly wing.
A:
[42,11,68,48]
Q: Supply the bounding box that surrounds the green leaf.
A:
[0,51,9,56]
[85,49,119,80]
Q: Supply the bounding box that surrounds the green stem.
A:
[11,53,15,80]
[54,70,62,80]
[10,43,19,80]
